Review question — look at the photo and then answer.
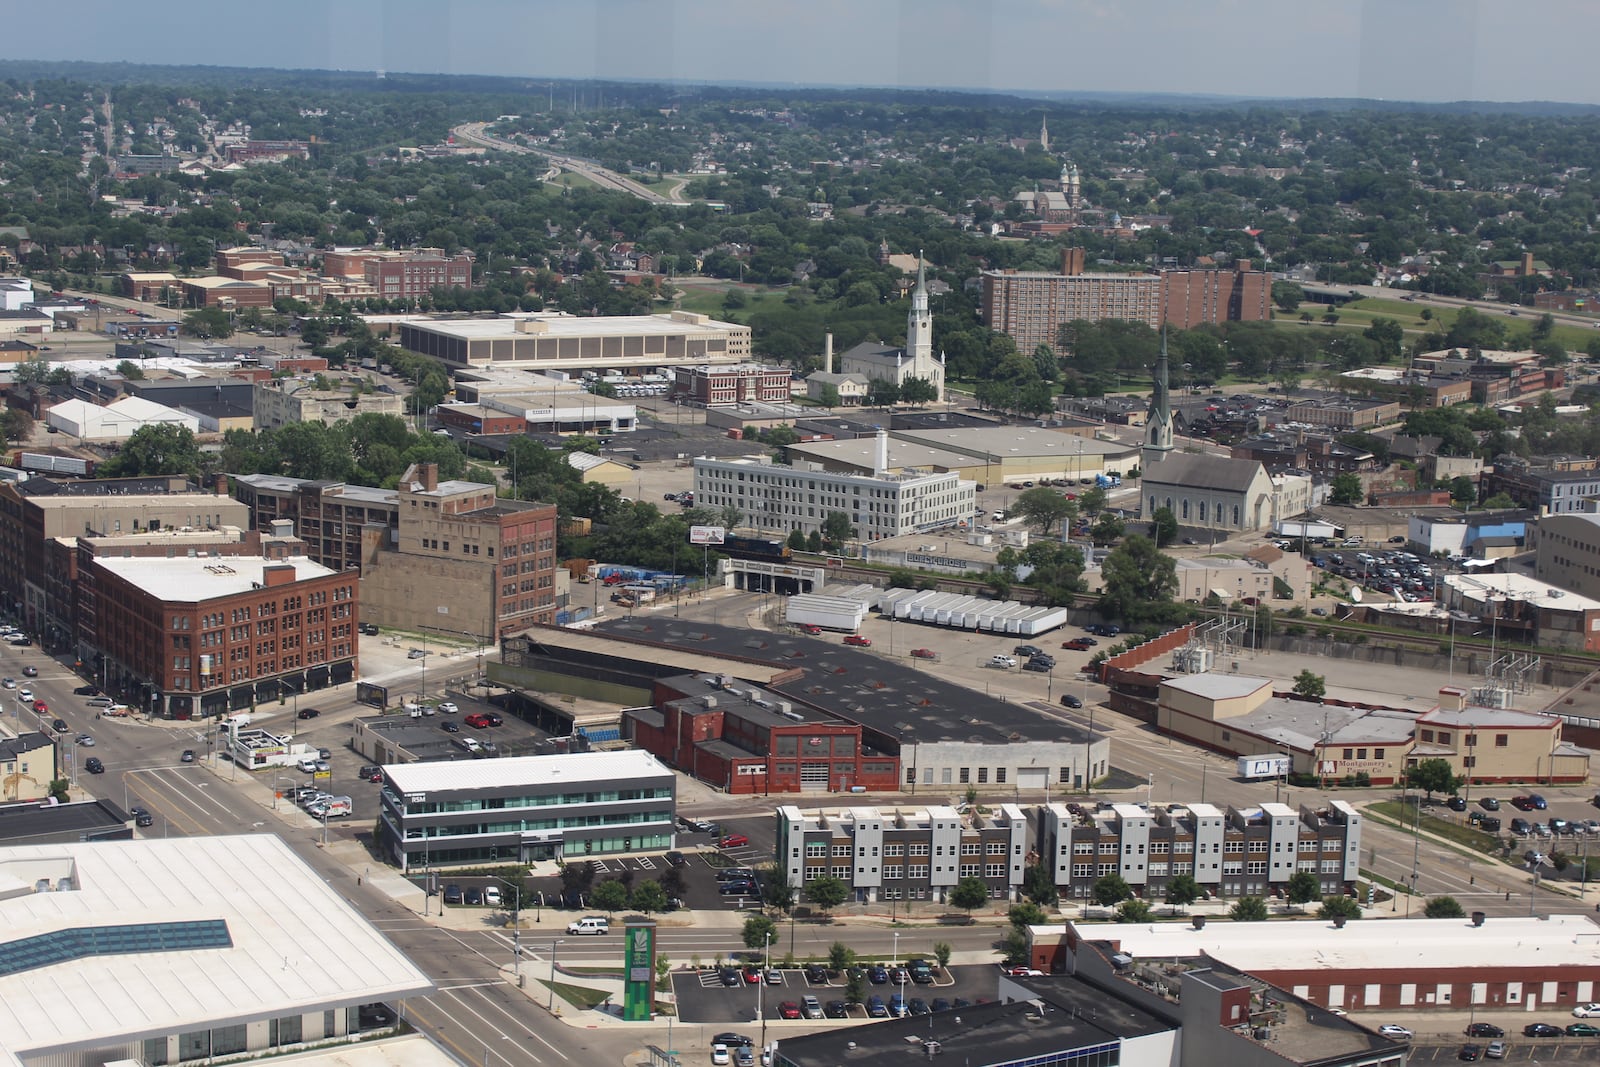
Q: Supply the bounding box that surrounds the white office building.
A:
[692,436,977,542]
[0,835,432,1067]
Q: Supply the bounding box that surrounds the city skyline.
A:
[4,0,1600,109]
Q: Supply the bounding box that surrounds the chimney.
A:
[262,562,297,587]
[1437,686,1468,712]
[419,463,438,491]
[1521,252,1534,276]
[213,473,229,495]
[1061,247,1085,276]
[1236,259,1252,273]
[873,427,889,477]
[824,332,834,375]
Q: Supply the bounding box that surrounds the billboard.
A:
[623,920,656,1021]
[689,525,726,546]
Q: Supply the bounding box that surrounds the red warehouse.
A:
[625,672,900,795]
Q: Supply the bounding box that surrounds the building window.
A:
[144,1038,169,1065]
[959,767,970,784]
[977,767,988,784]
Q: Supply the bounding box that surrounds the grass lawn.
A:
[547,169,600,191]
[673,286,785,318]
[549,981,611,1010]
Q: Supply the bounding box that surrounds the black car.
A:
[297,707,321,719]
[1524,1023,1563,1037]
[718,969,742,988]
[931,998,952,1012]
[1447,796,1467,811]
[824,1000,850,1019]
[73,685,100,696]
[1022,658,1051,672]
[713,1032,751,1047]
[1459,1045,1481,1062]
[664,851,686,867]
[442,884,464,905]
[129,805,154,827]
[85,756,104,774]
[1060,694,1083,709]
[1466,1024,1504,1038]
[718,880,757,895]
[908,959,934,984]
[869,964,889,984]
[464,887,484,906]
[1480,797,1500,811]
[359,623,380,635]
[358,765,382,781]
[909,998,931,1016]
[804,963,828,984]
[441,721,461,733]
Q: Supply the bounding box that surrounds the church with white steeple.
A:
[834,253,946,402]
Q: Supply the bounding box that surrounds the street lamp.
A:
[758,931,770,1054]
[547,938,566,1012]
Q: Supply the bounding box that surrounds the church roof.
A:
[839,340,905,367]
[1143,452,1266,493]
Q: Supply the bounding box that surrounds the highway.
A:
[452,122,679,205]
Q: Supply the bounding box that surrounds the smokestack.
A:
[824,332,834,374]
[873,427,888,477]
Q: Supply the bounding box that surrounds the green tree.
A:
[1317,895,1362,921]
[820,512,856,552]
[1079,486,1108,516]
[1014,487,1077,538]
[1405,758,1462,801]
[1001,926,1030,965]
[1483,492,1516,509]
[786,529,808,551]
[1363,318,1405,362]
[1285,871,1321,907]
[1272,281,1305,312]
[1008,902,1048,930]
[817,384,841,408]
[631,880,668,915]
[1449,476,1479,508]
[1165,874,1201,907]
[900,377,938,404]
[1329,472,1364,506]
[115,360,146,380]
[1089,512,1126,546]
[1092,874,1132,907]
[591,879,629,916]
[742,913,777,954]
[1099,535,1183,627]
[933,942,953,970]
[804,875,849,918]
[1424,895,1466,919]
[763,865,797,915]
[1022,864,1059,908]
[828,941,855,973]
[49,779,70,803]
[1292,670,1326,700]
[845,969,866,1005]
[1151,506,1178,547]
[949,876,990,922]
[182,307,233,338]
[101,424,203,478]
[865,378,901,407]
[0,408,33,444]
[1118,899,1154,922]
[1229,896,1269,922]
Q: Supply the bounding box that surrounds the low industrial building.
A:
[1032,912,1600,1017]
[252,379,405,430]
[785,426,1136,485]
[45,396,200,441]
[1530,503,1600,598]
[1439,571,1600,653]
[398,310,751,371]
[502,620,1110,796]
[0,835,432,1067]
[0,797,135,843]
[377,750,675,868]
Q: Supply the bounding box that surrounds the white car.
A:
[483,885,503,907]
[17,688,31,702]
[1378,1025,1412,1040]
[437,701,459,714]
[1574,1003,1600,1018]
[710,1046,730,1067]
[297,758,319,773]
[0,678,13,689]
[989,655,1017,669]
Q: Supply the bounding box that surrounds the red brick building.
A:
[322,248,474,300]
[625,673,900,795]
[435,403,528,436]
[77,537,358,719]
[672,363,795,405]
[1161,261,1272,329]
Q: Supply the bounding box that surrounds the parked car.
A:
[465,713,493,728]
[988,655,1017,669]
[866,996,888,1018]
[1466,1024,1505,1037]
[1523,1023,1563,1037]
[718,969,741,988]
[843,634,871,647]
[1023,658,1051,672]
[720,833,750,849]
[1530,794,1548,809]
[1060,694,1083,709]
[1485,1041,1506,1059]
[442,885,464,905]
[777,1001,801,1020]
[437,701,459,714]
[358,765,382,781]
[1448,796,1467,811]
[1458,1044,1481,1061]
[824,1000,850,1018]
[1378,1025,1413,1040]
[464,887,484,906]
[1061,638,1096,650]
[1510,818,1532,836]
[1014,644,1044,657]
[1568,1023,1600,1037]
[799,624,822,635]
[1573,1003,1600,1018]
[804,964,828,984]
[909,648,936,659]
[712,1033,752,1048]
[297,707,321,719]
[129,805,154,828]
[441,721,461,733]
[1479,797,1500,811]
[869,964,889,984]
[711,1045,730,1067]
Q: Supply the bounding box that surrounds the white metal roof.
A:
[1074,912,1600,972]
[382,750,673,794]
[94,554,336,601]
[405,312,744,340]
[0,835,432,1057]
[1161,673,1272,700]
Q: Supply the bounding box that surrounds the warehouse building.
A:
[376,750,676,869]
[397,310,750,371]
[0,835,432,1067]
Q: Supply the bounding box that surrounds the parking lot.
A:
[673,963,998,1024]
[1404,1038,1600,1062]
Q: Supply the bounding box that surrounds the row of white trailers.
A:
[875,588,1069,637]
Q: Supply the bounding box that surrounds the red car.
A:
[743,965,763,984]
[799,624,822,635]
[843,635,871,647]
[32,699,47,714]
[778,1001,802,1020]
[1061,638,1095,651]
[464,712,493,729]
[721,833,749,849]
[910,648,936,659]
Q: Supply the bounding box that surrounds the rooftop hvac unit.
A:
[700,696,718,709]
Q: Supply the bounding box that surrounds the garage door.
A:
[800,763,830,791]
[1016,768,1048,791]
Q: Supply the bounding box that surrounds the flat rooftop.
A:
[1091,912,1600,973]
[402,312,744,340]
[777,972,1172,1067]
[92,555,336,601]
[0,798,131,844]
[0,835,432,1056]
[593,620,1091,748]
[897,425,1135,461]
[381,750,672,794]
[1162,673,1272,700]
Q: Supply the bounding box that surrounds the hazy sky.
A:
[7,0,1600,106]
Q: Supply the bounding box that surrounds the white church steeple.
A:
[907,252,932,366]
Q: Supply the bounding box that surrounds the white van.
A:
[566,916,610,936]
